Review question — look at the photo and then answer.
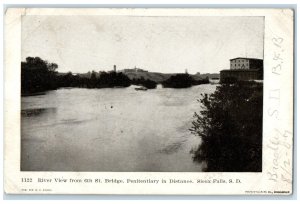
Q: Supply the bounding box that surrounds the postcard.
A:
[4,8,294,195]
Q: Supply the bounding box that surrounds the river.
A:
[21,84,217,171]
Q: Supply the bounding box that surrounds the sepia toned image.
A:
[20,15,264,172]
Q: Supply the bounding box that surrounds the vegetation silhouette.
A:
[22,57,210,95]
[22,57,132,94]
[190,81,263,172]
[162,74,193,88]
[57,70,132,89]
[21,57,59,94]
[162,73,209,88]
[131,77,157,89]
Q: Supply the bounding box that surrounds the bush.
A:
[96,71,131,88]
[162,74,193,88]
[131,77,157,89]
[190,81,263,172]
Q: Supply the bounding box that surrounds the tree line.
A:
[162,73,209,88]
[21,57,210,95]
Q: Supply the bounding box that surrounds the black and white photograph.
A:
[3,7,294,195]
[20,15,264,172]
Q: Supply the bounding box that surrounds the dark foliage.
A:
[22,57,134,94]
[96,71,131,88]
[57,72,87,88]
[56,71,131,88]
[162,74,194,88]
[21,57,58,94]
[58,71,132,88]
[190,81,263,172]
[131,77,157,89]
[21,57,210,94]
[162,74,209,88]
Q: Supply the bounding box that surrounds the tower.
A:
[113,65,116,72]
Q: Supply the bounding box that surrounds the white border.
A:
[3,7,294,196]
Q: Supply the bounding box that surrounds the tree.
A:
[131,77,157,89]
[21,57,59,94]
[162,73,193,88]
[48,63,58,72]
[190,81,263,172]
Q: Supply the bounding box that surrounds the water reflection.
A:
[21,108,56,117]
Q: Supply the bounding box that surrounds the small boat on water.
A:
[135,86,147,91]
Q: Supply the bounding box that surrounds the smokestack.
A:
[113,65,116,72]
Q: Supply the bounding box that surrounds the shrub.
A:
[190,81,263,172]
[131,77,157,89]
[162,74,193,88]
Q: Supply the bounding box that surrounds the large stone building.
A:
[220,57,263,82]
[230,57,263,70]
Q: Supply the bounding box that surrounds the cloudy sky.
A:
[22,15,264,74]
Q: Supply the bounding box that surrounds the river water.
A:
[21,84,217,171]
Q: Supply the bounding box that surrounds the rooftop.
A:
[220,69,260,72]
[230,57,263,61]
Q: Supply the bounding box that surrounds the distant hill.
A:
[123,72,173,83]
[57,71,220,83]
[122,71,220,83]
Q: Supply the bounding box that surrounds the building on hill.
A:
[220,57,263,82]
[120,66,148,73]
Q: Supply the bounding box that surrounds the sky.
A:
[22,15,264,74]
